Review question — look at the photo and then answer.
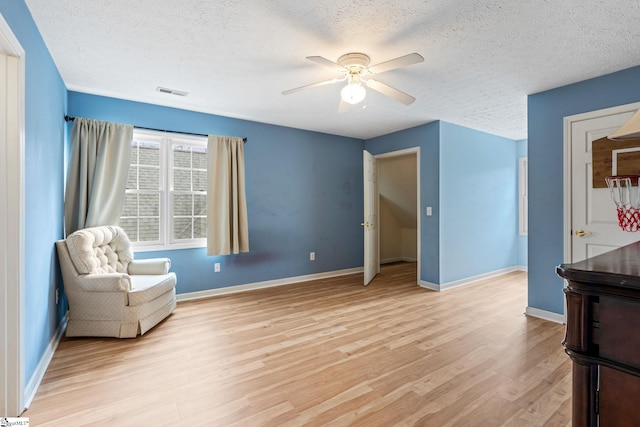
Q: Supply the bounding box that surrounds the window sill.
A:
[132,241,206,253]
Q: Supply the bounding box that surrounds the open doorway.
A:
[376,148,419,284]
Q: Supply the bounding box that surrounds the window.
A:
[519,157,528,236]
[120,129,207,251]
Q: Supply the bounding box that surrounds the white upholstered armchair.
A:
[56,225,177,338]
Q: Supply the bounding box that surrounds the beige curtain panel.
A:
[207,135,249,256]
[64,117,133,235]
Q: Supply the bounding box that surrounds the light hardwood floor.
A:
[24,262,571,426]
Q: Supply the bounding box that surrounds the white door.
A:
[363,150,379,285]
[570,107,640,262]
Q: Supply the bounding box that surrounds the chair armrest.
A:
[75,273,131,292]
[128,258,171,275]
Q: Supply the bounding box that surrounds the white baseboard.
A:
[380,257,417,264]
[419,280,439,291]
[419,266,523,292]
[514,265,528,272]
[177,267,364,302]
[525,306,565,324]
[24,312,68,409]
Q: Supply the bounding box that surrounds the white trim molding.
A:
[177,267,364,302]
[381,257,417,264]
[24,314,68,409]
[0,12,26,417]
[419,280,440,291]
[525,306,565,324]
[419,266,523,292]
[518,156,528,236]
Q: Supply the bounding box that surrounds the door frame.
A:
[563,101,640,264]
[0,13,26,416]
[374,147,420,285]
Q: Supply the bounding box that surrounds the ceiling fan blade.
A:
[366,79,416,105]
[306,56,346,72]
[368,53,424,74]
[282,78,341,95]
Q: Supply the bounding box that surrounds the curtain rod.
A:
[64,116,247,143]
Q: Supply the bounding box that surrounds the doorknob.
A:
[575,229,592,237]
[361,222,372,228]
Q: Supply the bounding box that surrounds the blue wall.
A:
[8,0,601,398]
[68,92,365,294]
[528,65,640,315]
[517,139,528,267]
[0,1,67,391]
[439,122,518,283]
[366,121,520,285]
[365,122,441,283]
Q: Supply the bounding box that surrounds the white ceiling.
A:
[24,0,640,140]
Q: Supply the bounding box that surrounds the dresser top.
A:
[557,240,640,288]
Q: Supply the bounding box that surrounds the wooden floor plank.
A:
[23,262,571,426]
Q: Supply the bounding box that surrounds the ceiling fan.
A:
[282,52,424,111]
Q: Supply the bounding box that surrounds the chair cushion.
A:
[128,273,177,306]
[66,226,133,274]
[128,258,171,275]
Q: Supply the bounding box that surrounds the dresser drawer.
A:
[599,296,640,370]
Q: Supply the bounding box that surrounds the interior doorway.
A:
[375,148,420,285]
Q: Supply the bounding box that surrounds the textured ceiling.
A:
[24,0,640,140]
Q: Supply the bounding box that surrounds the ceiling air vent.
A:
[156,86,188,97]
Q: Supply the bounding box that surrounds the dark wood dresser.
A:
[557,241,640,426]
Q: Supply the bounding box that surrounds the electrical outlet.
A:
[426,206,432,216]
[310,252,315,261]
[214,263,221,272]
[55,288,59,305]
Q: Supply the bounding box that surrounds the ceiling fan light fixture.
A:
[341,82,366,105]
[283,52,423,107]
